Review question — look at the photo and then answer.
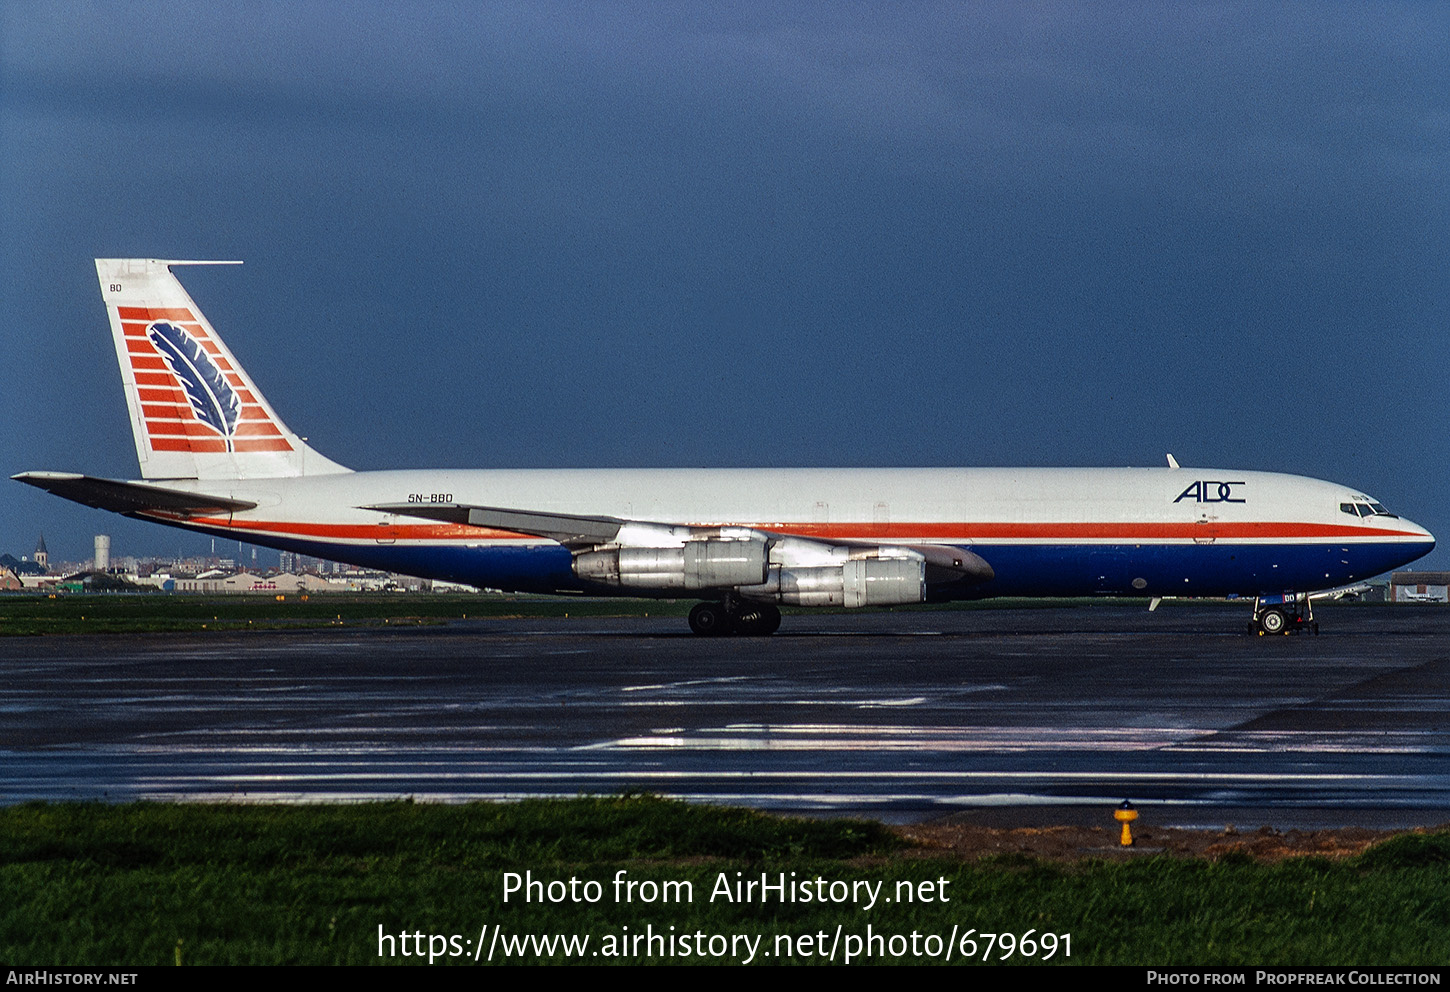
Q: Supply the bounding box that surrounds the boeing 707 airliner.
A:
[14,259,1435,635]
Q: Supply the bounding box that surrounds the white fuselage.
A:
[155,466,1434,599]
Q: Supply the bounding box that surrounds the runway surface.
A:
[3,603,1449,826]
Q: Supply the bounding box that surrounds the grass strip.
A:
[2,798,1447,965]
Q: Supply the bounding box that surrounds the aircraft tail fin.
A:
[96,258,351,481]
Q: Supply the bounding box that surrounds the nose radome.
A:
[1402,517,1436,553]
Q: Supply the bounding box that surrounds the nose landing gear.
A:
[1251,594,1318,636]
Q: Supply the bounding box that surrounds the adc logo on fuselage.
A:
[1173,480,1246,504]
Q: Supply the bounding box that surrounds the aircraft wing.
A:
[368,501,993,582]
[12,472,258,517]
[364,502,624,548]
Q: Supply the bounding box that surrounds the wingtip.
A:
[13,470,83,483]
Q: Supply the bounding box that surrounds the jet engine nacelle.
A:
[740,557,926,608]
[574,539,770,590]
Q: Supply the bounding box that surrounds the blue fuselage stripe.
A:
[178,522,1430,599]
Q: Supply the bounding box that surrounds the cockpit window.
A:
[1341,500,1397,518]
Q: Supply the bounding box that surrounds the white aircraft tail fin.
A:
[96,258,351,481]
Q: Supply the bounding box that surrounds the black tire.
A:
[760,604,781,635]
[1258,608,1287,635]
[688,602,729,636]
[730,603,782,637]
[730,608,762,636]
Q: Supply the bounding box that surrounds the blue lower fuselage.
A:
[180,523,1431,601]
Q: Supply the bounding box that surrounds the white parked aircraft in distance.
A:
[14,259,1436,635]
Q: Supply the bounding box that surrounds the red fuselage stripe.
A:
[171,517,1426,544]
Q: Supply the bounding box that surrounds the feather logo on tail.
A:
[146,321,241,450]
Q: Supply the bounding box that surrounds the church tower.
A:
[34,533,48,573]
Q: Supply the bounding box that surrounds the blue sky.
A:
[3,2,1447,568]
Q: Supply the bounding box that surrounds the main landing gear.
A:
[1250,594,1318,636]
[688,599,782,636]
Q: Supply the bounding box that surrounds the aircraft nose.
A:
[1403,517,1436,552]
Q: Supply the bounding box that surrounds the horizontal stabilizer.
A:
[12,472,257,516]
[367,502,625,547]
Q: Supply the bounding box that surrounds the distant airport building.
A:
[94,535,111,572]
[163,569,424,593]
[1390,572,1450,603]
[172,571,319,594]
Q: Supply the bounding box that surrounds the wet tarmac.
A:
[3,602,1448,826]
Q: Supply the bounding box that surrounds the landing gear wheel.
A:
[760,604,781,635]
[1258,608,1286,635]
[730,604,782,636]
[688,601,729,636]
